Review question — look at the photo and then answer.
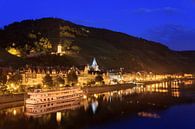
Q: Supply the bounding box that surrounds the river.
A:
[0,80,195,129]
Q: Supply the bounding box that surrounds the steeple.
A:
[91,57,100,71]
[91,58,98,67]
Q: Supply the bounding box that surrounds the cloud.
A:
[133,7,180,15]
[143,24,195,50]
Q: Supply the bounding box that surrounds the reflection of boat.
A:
[25,87,83,104]
[25,99,82,117]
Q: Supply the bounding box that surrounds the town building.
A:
[21,66,68,87]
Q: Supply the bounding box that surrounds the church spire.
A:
[91,57,98,67]
[90,57,100,71]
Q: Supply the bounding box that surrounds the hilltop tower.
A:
[57,44,62,54]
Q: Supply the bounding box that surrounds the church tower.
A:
[91,58,100,71]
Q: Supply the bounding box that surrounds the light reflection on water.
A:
[0,80,195,129]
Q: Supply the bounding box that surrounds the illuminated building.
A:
[57,44,62,54]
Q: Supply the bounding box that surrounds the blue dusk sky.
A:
[0,0,195,50]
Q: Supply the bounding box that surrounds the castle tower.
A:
[57,44,62,54]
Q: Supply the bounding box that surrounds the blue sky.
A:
[1,0,195,50]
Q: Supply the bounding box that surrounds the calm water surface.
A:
[1,80,195,129]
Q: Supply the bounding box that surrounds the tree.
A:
[0,72,7,85]
[62,40,72,51]
[59,26,75,38]
[54,76,65,87]
[60,31,75,38]
[72,45,80,53]
[95,74,104,85]
[0,71,8,95]
[67,70,78,86]
[7,72,22,93]
[95,74,104,82]
[23,44,32,55]
[86,79,95,86]
[28,33,37,39]
[8,72,22,85]
[34,37,52,53]
[43,74,53,88]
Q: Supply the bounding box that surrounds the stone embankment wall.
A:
[82,83,136,95]
[0,94,24,104]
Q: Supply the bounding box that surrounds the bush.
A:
[43,74,53,88]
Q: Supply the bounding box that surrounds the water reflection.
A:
[25,99,82,117]
[56,112,61,124]
[25,80,195,118]
[91,100,98,114]
[138,112,160,119]
[0,80,195,129]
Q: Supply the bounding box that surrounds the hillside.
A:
[0,18,195,73]
[0,48,25,67]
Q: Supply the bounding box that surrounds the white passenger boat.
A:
[25,87,83,104]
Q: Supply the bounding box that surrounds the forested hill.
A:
[0,17,195,73]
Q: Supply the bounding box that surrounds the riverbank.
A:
[82,83,136,95]
[0,94,24,104]
[0,78,194,105]
[0,101,24,110]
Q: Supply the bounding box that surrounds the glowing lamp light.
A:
[94,94,98,99]
[83,95,87,99]
[13,109,17,116]
[7,48,21,57]
[56,112,62,124]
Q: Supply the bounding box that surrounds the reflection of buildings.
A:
[145,81,181,98]
[145,82,169,93]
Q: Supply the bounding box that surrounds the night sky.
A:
[1,0,195,50]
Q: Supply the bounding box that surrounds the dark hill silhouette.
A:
[0,18,195,73]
